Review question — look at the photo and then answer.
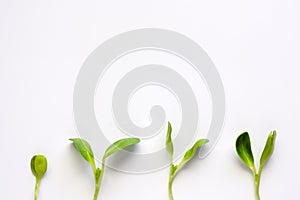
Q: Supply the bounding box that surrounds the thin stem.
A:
[168,171,174,200]
[168,150,175,200]
[254,168,262,200]
[93,175,100,200]
[34,178,41,200]
[94,178,100,200]
[93,159,106,200]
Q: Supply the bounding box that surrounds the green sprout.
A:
[30,155,48,200]
[235,131,277,200]
[166,122,209,200]
[70,137,140,200]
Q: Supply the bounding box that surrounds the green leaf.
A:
[69,138,96,170]
[166,122,174,158]
[31,155,47,179]
[236,132,255,172]
[178,139,209,168]
[260,130,277,169]
[103,138,140,159]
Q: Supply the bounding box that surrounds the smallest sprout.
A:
[31,155,48,200]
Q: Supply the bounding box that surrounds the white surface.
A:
[0,0,300,199]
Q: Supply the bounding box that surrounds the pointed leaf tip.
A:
[260,130,277,169]
[181,138,209,164]
[103,137,140,159]
[166,122,174,157]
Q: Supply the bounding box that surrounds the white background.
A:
[1,0,300,199]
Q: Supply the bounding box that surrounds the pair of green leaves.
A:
[166,122,209,200]
[236,131,277,200]
[31,155,48,200]
[70,137,140,200]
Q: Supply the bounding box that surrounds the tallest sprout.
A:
[166,122,209,200]
[235,131,277,200]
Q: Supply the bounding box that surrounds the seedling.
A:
[235,131,277,200]
[70,137,140,200]
[166,122,209,200]
[30,155,48,200]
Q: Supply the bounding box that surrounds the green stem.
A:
[93,175,100,200]
[254,169,262,200]
[93,159,105,200]
[34,178,41,200]
[168,152,175,200]
[168,172,174,200]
